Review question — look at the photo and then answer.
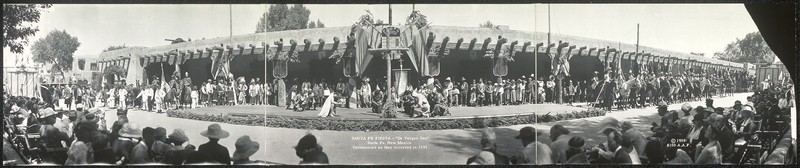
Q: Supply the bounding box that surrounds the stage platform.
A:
[179,103,592,120]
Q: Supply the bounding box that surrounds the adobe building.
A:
[94,25,746,90]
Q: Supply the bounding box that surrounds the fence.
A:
[3,67,41,97]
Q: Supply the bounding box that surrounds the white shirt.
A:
[119,89,128,98]
[629,146,641,164]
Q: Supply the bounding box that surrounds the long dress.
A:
[317,95,335,117]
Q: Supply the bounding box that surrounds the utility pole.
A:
[388,4,392,25]
[636,23,639,53]
[547,4,551,45]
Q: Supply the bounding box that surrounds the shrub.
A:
[167,109,607,131]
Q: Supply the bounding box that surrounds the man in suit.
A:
[609,130,633,164]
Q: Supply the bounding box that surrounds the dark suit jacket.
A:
[198,141,231,165]
[299,150,329,165]
[612,148,633,164]
[466,151,511,165]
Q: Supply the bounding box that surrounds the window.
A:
[78,59,86,70]
[90,63,98,71]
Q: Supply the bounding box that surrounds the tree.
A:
[316,19,325,28]
[286,4,310,30]
[713,32,775,64]
[103,64,126,78]
[3,4,52,54]
[256,12,268,33]
[31,30,80,76]
[103,44,128,52]
[256,4,318,33]
[479,20,495,28]
[308,21,316,29]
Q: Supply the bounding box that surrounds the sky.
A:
[3,4,760,67]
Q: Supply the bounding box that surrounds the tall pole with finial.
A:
[636,23,639,53]
[389,4,392,25]
[547,4,551,45]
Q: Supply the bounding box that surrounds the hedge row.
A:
[166,109,607,131]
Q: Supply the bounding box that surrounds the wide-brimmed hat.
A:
[200,123,230,139]
[232,135,260,160]
[79,113,99,125]
[88,108,102,114]
[119,122,143,138]
[514,126,542,140]
[597,117,621,134]
[295,134,318,151]
[680,103,692,112]
[168,129,189,144]
[39,108,57,118]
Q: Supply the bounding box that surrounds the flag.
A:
[354,26,375,76]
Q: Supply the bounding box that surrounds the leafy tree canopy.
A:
[103,64,126,78]
[480,20,496,29]
[713,31,776,64]
[31,30,81,75]
[3,4,52,53]
[256,4,324,33]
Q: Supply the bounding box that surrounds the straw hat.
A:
[168,129,189,144]
[38,108,56,118]
[200,123,230,139]
[119,122,143,138]
[597,117,621,135]
[232,135,260,161]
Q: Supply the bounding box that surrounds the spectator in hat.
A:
[707,114,734,162]
[38,108,70,164]
[129,127,156,164]
[548,124,573,163]
[162,129,195,165]
[565,137,589,164]
[112,122,141,164]
[198,123,231,165]
[110,109,128,140]
[514,126,552,165]
[656,101,668,117]
[619,130,641,164]
[232,135,265,165]
[621,121,647,160]
[687,113,708,149]
[468,151,496,165]
[295,134,329,165]
[64,141,90,165]
[694,125,722,164]
[467,128,510,165]
[147,127,170,163]
[733,106,756,143]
